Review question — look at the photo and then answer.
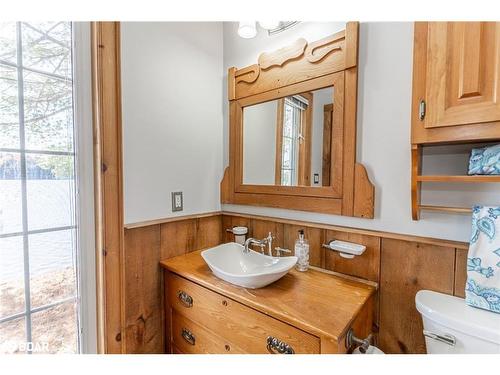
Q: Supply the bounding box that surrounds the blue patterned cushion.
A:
[468,144,500,175]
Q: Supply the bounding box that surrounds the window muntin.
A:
[0,22,79,354]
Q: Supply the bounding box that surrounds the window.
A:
[280,95,308,186]
[0,22,82,353]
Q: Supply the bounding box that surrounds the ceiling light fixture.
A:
[258,21,281,30]
[237,21,300,39]
[237,21,257,39]
[267,21,300,36]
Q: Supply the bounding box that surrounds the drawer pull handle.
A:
[177,290,193,308]
[266,336,295,354]
[181,328,196,345]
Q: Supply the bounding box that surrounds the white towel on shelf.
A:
[465,205,500,313]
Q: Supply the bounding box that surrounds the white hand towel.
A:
[465,205,500,313]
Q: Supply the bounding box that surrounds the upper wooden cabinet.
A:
[412,22,500,144]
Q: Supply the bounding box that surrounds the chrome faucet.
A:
[244,232,275,256]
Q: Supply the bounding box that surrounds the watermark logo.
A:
[1,340,50,353]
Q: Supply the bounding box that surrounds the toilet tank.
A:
[416,290,500,354]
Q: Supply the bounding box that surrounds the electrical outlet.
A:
[313,173,320,184]
[171,191,183,212]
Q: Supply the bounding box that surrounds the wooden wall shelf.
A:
[419,205,472,214]
[411,144,500,219]
[416,175,500,183]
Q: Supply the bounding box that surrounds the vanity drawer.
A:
[171,310,245,354]
[167,273,320,354]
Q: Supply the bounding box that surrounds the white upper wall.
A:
[121,22,223,224]
[242,101,277,185]
[222,22,500,242]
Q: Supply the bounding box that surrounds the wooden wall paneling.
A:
[454,248,468,298]
[283,225,324,267]
[194,215,222,251]
[221,215,233,243]
[122,211,471,354]
[379,238,456,354]
[250,219,284,248]
[223,211,468,249]
[323,231,380,283]
[91,21,125,354]
[123,226,163,353]
[160,219,196,259]
[159,215,223,259]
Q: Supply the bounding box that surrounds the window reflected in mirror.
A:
[242,86,333,187]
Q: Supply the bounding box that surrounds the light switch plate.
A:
[171,191,183,212]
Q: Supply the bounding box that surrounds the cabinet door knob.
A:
[181,328,196,345]
[177,290,193,308]
[419,99,426,121]
[266,336,295,354]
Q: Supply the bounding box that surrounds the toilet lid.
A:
[416,290,500,345]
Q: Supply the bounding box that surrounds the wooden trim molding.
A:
[124,211,222,230]
[221,211,469,250]
[91,21,125,354]
[124,210,468,251]
[121,211,467,354]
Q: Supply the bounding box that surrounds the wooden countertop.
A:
[160,250,376,341]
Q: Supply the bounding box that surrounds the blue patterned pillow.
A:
[468,144,500,175]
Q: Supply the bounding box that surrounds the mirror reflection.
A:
[242,87,333,187]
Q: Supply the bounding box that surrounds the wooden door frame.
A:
[91,21,125,354]
[322,103,333,186]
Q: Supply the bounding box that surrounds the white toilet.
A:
[416,290,500,354]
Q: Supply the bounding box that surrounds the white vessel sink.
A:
[201,242,298,289]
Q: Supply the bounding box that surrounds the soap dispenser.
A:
[294,229,309,271]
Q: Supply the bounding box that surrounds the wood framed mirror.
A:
[221,22,375,218]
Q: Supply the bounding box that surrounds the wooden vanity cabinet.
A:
[412,22,500,144]
[161,250,376,354]
[167,273,320,354]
